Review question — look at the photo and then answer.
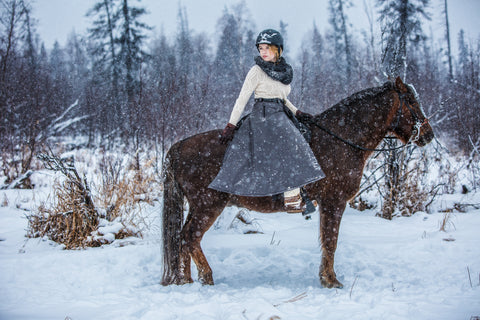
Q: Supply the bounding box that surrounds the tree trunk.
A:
[444,0,453,81]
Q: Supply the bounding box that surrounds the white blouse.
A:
[228,65,298,126]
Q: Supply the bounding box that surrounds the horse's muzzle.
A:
[416,127,435,147]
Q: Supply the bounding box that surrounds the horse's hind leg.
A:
[181,202,224,285]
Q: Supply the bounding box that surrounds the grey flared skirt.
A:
[208,100,325,196]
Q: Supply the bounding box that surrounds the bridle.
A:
[393,91,429,143]
[310,87,430,152]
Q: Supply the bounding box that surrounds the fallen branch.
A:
[1,170,33,190]
[350,275,359,299]
[467,266,473,288]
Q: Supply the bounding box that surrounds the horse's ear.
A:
[394,76,408,93]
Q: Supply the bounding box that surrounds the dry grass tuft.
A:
[349,197,375,211]
[439,212,456,232]
[27,175,100,249]
[96,153,158,222]
[27,152,151,249]
[1,194,8,207]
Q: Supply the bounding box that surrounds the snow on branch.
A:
[36,152,97,216]
[0,170,33,190]
[469,136,480,157]
[451,79,480,97]
[36,99,92,140]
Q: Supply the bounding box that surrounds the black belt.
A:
[254,98,284,104]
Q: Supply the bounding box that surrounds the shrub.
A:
[27,151,152,249]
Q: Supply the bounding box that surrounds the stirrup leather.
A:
[284,194,305,213]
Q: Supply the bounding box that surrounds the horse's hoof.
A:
[320,276,344,289]
[198,274,214,285]
[161,276,194,286]
[178,278,194,285]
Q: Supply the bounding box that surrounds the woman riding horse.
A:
[161,76,435,288]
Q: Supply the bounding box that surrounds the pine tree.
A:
[87,0,120,97]
[452,29,480,150]
[279,20,289,59]
[295,23,327,112]
[117,0,151,139]
[87,0,121,136]
[175,4,193,111]
[86,0,150,138]
[118,0,150,104]
[147,31,177,166]
[328,0,353,87]
[63,31,92,140]
[212,8,244,120]
[457,29,469,79]
[377,0,430,79]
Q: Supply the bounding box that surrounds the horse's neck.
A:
[360,90,396,149]
[318,89,396,151]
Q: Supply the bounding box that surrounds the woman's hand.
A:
[220,123,237,144]
[296,110,314,124]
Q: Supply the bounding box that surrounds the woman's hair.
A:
[270,45,282,62]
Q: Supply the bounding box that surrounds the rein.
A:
[310,90,429,152]
[311,121,410,152]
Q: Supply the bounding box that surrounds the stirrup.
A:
[300,188,318,218]
[284,194,305,213]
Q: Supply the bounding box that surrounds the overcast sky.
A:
[32,0,480,57]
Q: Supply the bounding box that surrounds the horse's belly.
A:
[230,195,284,213]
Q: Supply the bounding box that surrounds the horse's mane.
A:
[316,81,394,120]
[338,81,393,108]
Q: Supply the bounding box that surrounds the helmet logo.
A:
[259,32,278,43]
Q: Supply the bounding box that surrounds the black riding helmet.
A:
[256,29,284,52]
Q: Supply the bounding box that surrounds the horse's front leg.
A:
[319,197,346,289]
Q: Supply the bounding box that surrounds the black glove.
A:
[220,123,236,144]
[296,110,314,124]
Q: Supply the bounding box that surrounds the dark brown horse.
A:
[161,77,435,288]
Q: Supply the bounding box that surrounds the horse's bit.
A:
[396,91,429,143]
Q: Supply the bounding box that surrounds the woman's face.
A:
[258,44,276,62]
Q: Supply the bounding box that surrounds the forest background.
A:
[1,0,479,216]
[1,3,480,318]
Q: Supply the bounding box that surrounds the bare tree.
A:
[0,0,25,150]
[376,0,430,219]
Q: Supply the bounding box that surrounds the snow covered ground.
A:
[1,173,480,320]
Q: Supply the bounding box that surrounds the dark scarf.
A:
[254,56,293,85]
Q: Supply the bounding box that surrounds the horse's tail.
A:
[161,142,184,286]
